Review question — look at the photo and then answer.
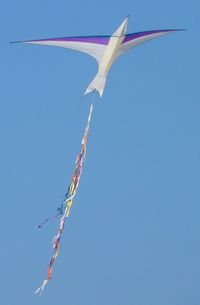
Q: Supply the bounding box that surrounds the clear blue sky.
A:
[1,0,200,304]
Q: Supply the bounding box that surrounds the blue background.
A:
[1,0,200,304]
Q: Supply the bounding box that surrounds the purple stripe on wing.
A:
[28,36,110,45]
[122,29,180,44]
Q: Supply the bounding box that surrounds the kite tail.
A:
[35,103,93,295]
[38,194,76,228]
[38,212,61,228]
[34,280,48,295]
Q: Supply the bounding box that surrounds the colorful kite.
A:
[12,16,183,295]
[11,17,183,97]
[35,103,93,295]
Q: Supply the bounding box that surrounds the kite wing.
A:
[12,36,110,65]
[116,29,183,59]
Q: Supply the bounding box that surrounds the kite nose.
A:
[114,16,129,37]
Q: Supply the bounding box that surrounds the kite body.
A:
[85,17,128,96]
[12,17,182,97]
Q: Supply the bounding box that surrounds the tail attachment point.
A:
[84,74,107,97]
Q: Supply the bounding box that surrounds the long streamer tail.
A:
[35,103,93,295]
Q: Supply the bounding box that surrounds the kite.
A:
[35,103,93,295]
[11,16,184,97]
[12,16,184,294]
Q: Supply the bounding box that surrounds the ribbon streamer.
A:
[35,103,93,295]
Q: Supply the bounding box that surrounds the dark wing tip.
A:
[10,40,29,44]
[174,28,187,31]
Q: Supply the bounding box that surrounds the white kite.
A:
[11,16,184,295]
[12,17,183,97]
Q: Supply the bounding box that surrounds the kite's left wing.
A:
[116,29,184,59]
[11,35,110,65]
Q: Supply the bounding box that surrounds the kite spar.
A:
[35,103,93,295]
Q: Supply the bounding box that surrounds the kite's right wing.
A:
[116,29,184,59]
[11,35,111,65]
